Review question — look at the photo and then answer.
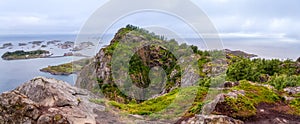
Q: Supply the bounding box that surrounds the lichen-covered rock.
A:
[0,77,123,124]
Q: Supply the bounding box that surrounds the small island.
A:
[40,58,91,75]
[1,50,52,60]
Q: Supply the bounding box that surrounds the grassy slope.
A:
[89,25,300,121]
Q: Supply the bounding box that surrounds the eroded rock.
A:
[0,77,123,124]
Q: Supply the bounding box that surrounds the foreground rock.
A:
[180,115,244,124]
[0,77,123,124]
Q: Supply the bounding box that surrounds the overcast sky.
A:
[0,0,299,43]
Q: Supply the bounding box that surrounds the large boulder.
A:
[0,77,123,124]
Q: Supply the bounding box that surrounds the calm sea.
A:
[0,34,79,93]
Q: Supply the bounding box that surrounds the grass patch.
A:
[108,86,208,119]
[290,98,300,115]
[109,88,178,115]
[232,80,281,104]
[221,80,281,118]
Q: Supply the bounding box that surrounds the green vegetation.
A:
[98,24,198,103]
[109,88,178,115]
[109,86,208,118]
[220,80,281,118]
[1,50,50,60]
[227,57,300,90]
[233,81,281,103]
[40,58,91,75]
[93,25,300,120]
[97,81,132,103]
[268,74,300,90]
[290,98,300,115]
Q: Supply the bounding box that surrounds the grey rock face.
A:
[0,77,122,124]
[75,61,99,91]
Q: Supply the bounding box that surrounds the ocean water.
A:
[0,34,80,93]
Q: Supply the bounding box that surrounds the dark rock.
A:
[30,41,44,46]
[224,81,240,88]
[18,43,27,46]
[47,40,61,45]
[0,43,13,49]
[57,41,74,49]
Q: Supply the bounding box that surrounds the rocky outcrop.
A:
[76,61,99,91]
[284,86,300,95]
[76,26,193,101]
[0,77,123,124]
[283,86,300,101]
[0,43,13,49]
[180,115,244,124]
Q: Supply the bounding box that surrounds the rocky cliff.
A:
[76,25,198,103]
[73,25,300,123]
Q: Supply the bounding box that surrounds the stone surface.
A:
[181,115,244,124]
[284,86,300,95]
[0,77,123,124]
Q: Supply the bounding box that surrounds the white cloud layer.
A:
[0,0,299,43]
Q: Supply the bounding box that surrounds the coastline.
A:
[0,34,299,93]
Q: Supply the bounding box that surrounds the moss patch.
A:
[216,80,282,119]
[290,98,300,115]
[108,86,208,119]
